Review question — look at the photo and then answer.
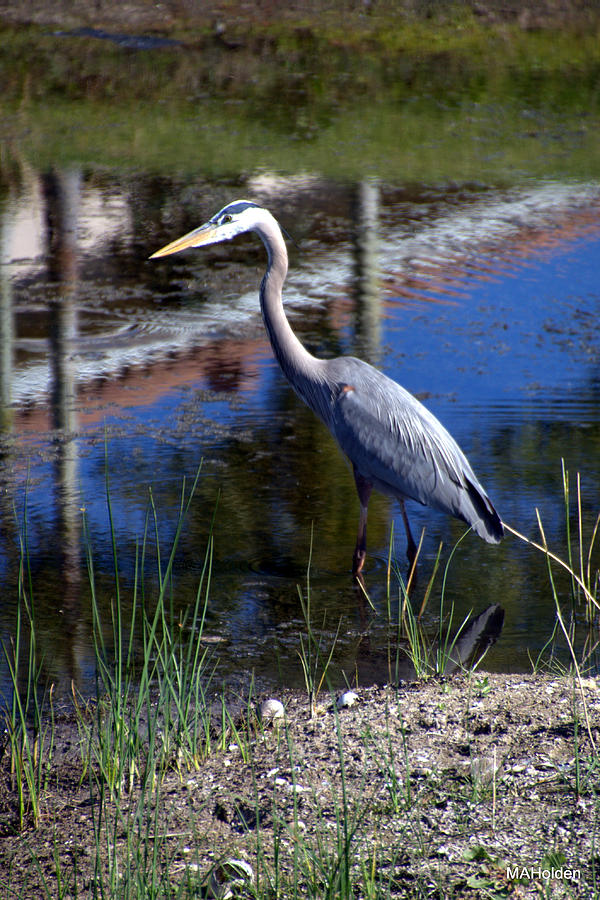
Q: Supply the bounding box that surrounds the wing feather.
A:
[324,358,502,542]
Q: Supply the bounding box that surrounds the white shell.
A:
[207,858,254,898]
[337,690,359,709]
[259,698,285,720]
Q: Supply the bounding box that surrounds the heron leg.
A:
[399,499,418,568]
[352,470,372,577]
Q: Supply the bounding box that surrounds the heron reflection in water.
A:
[151,201,503,576]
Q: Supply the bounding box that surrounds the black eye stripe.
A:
[211,200,261,227]
[223,201,259,216]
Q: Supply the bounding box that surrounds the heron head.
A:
[150,200,263,258]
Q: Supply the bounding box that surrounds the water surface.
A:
[1,19,599,697]
[1,173,598,698]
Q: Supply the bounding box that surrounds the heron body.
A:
[151,200,503,575]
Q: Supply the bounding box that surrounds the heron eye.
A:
[222,214,232,224]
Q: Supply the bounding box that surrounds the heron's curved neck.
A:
[254,217,326,405]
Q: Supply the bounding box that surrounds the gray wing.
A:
[325,357,503,543]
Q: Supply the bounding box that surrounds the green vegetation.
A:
[1,5,599,892]
[1,10,600,181]
[0,464,598,896]
[81,467,216,797]
[296,531,343,716]
[3,596,54,832]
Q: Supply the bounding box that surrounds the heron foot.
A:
[352,547,367,579]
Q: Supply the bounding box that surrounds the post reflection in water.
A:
[0,209,14,427]
[0,169,599,695]
[0,168,90,700]
[352,179,382,367]
[44,169,85,694]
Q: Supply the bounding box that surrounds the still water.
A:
[1,172,599,697]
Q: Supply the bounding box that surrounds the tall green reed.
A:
[72,467,220,897]
[505,462,599,748]
[1,507,54,831]
[297,529,341,716]
[378,525,478,681]
[79,464,215,799]
[505,462,598,622]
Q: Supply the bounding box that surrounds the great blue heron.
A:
[151,200,504,575]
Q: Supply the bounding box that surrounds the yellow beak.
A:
[149,222,219,259]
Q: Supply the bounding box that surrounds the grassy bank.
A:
[3,674,599,898]
[0,464,598,897]
[1,5,600,181]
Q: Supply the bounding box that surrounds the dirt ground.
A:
[1,672,598,897]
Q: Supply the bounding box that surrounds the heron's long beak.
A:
[149,222,219,259]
